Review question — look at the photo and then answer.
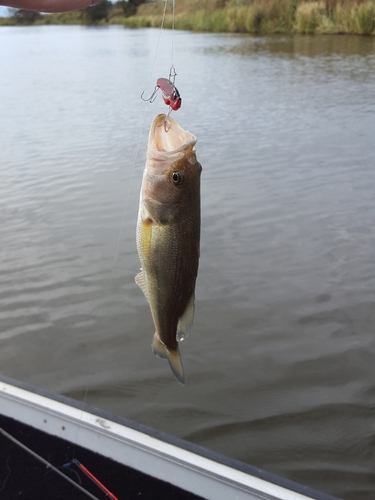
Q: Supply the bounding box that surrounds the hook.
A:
[141,85,159,103]
[164,107,172,132]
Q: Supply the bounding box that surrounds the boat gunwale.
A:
[0,374,340,500]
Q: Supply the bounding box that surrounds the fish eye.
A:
[171,172,184,186]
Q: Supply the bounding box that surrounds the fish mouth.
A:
[148,114,196,158]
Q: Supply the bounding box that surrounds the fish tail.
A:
[152,334,185,386]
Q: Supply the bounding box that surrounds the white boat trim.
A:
[0,376,339,500]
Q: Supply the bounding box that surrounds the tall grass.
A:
[0,17,14,25]
[131,0,296,33]
[294,0,375,33]
[335,1,375,33]
[125,0,375,35]
[38,11,82,25]
[1,0,374,34]
[294,2,324,33]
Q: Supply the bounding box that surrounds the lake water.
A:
[1,26,375,499]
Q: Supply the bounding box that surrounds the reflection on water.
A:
[1,27,375,499]
[228,33,375,58]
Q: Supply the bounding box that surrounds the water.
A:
[1,26,375,499]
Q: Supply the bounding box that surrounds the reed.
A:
[335,1,375,33]
[123,15,154,28]
[137,0,227,16]
[174,10,230,32]
[129,0,375,35]
[0,16,14,25]
[1,0,374,34]
[135,0,296,33]
[39,11,81,24]
[294,2,324,33]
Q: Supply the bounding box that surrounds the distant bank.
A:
[1,0,375,35]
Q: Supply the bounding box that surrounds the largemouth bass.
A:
[136,114,202,385]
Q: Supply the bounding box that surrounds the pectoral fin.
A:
[152,334,185,386]
[176,294,195,342]
[135,271,149,301]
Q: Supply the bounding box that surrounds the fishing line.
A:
[66,2,175,494]
[71,384,89,464]
[66,107,145,498]
[66,4,178,497]
[171,0,175,67]
[108,105,148,291]
[109,0,172,289]
[63,386,120,500]
[0,456,11,491]
[142,0,169,100]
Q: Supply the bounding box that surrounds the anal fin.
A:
[176,294,195,342]
[135,271,149,301]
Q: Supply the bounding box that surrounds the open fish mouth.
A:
[148,114,196,158]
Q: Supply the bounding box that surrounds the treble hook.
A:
[141,85,159,103]
[141,66,181,133]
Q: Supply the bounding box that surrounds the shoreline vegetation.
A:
[1,0,375,35]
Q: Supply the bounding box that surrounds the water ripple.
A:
[1,27,375,499]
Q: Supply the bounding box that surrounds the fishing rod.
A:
[0,426,109,500]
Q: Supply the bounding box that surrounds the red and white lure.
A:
[155,77,182,111]
[141,67,181,129]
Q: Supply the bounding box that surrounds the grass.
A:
[0,17,14,25]
[335,1,375,34]
[37,11,82,25]
[294,2,324,33]
[123,0,375,35]
[1,0,374,34]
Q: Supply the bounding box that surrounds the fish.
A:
[135,114,202,385]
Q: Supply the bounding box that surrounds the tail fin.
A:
[152,334,185,386]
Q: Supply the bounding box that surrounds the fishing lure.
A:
[141,68,182,115]
[156,77,182,111]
